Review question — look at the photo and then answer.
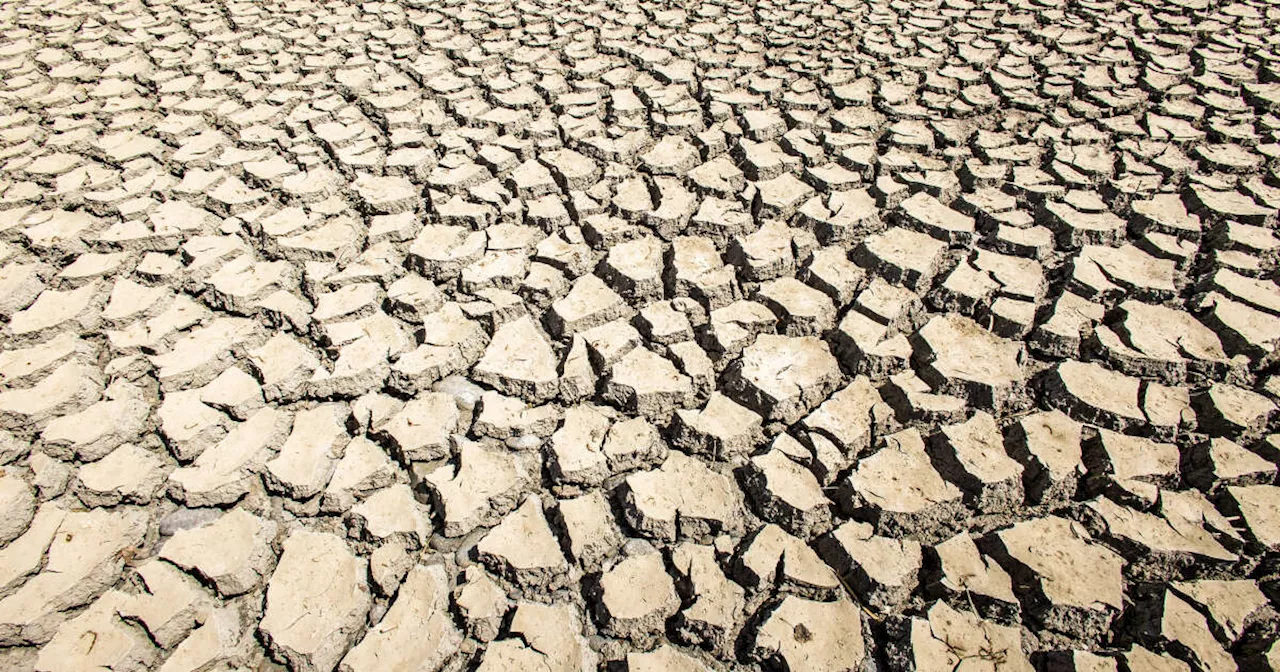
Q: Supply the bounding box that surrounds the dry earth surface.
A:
[1,0,1280,670]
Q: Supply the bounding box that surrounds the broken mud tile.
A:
[1122,645,1192,672]
[508,158,558,199]
[346,483,431,548]
[263,403,347,501]
[884,600,1032,672]
[1042,360,1148,432]
[831,309,913,378]
[0,507,146,645]
[259,530,370,672]
[246,333,323,403]
[603,346,695,422]
[669,542,745,654]
[32,590,159,672]
[1082,497,1235,582]
[116,558,210,650]
[473,391,560,440]
[320,437,397,515]
[1095,301,1233,385]
[1070,244,1179,304]
[407,225,486,280]
[973,248,1047,303]
[545,273,634,338]
[1082,429,1179,507]
[743,449,834,538]
[474,602,597,671]
[591,549,680,644]
[724,334,843,425]
[819,520,921,612]
[669,392,764,461]
[689,155,745,198]
[453,566,509,643]
[159,507,278,598]
[1200,270,1280,327]
[617,450,743,542]
[340,564,461,672]
[625,644,712,671]
[352,174,420,215]
[149,316,262,392]
[754,276,837,336]
[852,226,949,292]
[0,503,63,597]
[534,230,596,279]
[558,334,596,404]
[475,495,571,592]
[1005,410,1085,506]
[203,257,296,317]
[167,407,291,507]
[1185,437,1276,490]
[1042,200,1127,248]
[896,191,976,244]
[912,313,1025,412]
[669,341,715,402]
[8,281,103,339]
[932,411,1025,514]
[636,301,695,346]
[735,523,841,600]
[986,515,1124,644]
[968,284,1038,335]
[546,404,612,487]
[385,274,445,324]
[853,277,926,335]
[0,331,87,389]
[799,376,888,460]
[600,235,665,303]
[1193,383,1277,444]
[755,173,817,219]
[40,381,150,462]
[373,392,458,464]
[701,300,776,361]
[811,188,882,246]
[1170,579,1273,646]
[197,366,265,421]
[881,371,970,426]
[1132,194,1203,240]
[1221,485,1280,552]
[929,531,1019,621]
[602,416,666,474]
[472,315,560,403]
[671,235,739,310]
[0,261,47,318]
[929,260,999,315]
[839,428,964,542]
[368,540,414,599]
[1197,292,1280,367]
[553,490,624,572]
[309,283,381,324]
[423,439,526,538]
[751,595,867,672]
[1029,291,1105,360]
[641,134,699,175]
[74,443,168,507]
[1034,650,1118,672]
[799,246,866,307]
[1133,589,1236,672]
[388,303,488,395]
[156,390,229,463]
[726,220,796,283]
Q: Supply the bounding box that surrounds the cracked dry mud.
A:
[2,0,1280,671]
